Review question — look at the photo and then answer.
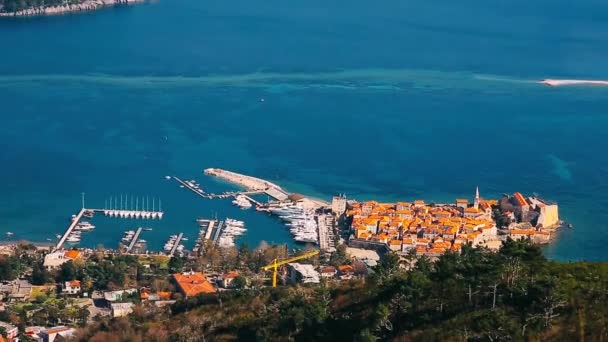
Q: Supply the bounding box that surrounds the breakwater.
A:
[0,0,145,17]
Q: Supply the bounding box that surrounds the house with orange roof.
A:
[455,199,468,209]
[402,238,416,252]
[361,201,376,214]
[62,280,81,295]
[395,202,411,210]
[464,207,482,218]
[413,200,425,207]
[513,192,529,207]
[388,239,402,251]
[173,271,215,298]
[509,229,536,240]
[219,271,241,288]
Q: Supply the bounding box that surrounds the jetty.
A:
[125,227,143,253]
[168,233,184,257]
[56,208,86,250]
[204,168,289,201]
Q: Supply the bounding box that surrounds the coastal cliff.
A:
[0,0,145,17]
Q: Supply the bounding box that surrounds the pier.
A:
[56,208,86,250]
[204,168,289,201]
[174,175,265,203]
[240,194,262,206]
[169,233,184,257]
[205,220,216,240]
[212,221,224,243]
[173,176,207,198]
[126,227,143,253]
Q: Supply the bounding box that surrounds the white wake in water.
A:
[540,79,608,87]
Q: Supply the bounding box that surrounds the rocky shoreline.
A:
[0,0,145,17]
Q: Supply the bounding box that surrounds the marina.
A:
[52,168,328,254]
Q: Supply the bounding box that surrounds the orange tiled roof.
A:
[158,291,172,300]
[64,250,81,259]
[69,280,81,287]
[173,272,215,297]
[513,192,528,206]
[339,265,354,273]
[223,271,239,279]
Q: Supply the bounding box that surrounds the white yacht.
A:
[232,195,252,209]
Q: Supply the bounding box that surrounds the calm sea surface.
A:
[0,0,607,260]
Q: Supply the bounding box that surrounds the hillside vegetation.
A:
[72,239,608,341]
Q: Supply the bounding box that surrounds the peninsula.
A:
[0,0,144,17]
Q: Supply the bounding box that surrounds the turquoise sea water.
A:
[0,0,607,260]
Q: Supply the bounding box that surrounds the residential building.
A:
[43,250,81,271]
[103,289,137,303]
[62,280,81,295]
[219,271,239,288]
[0,279,32,302]
[0,321,18,340]
[455,199,468,209]
[331,195,347,216]
[172,271,215,298]
[287,263,320,284]
[318,266,337,278]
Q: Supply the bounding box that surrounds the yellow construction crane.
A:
[262,250,320,287]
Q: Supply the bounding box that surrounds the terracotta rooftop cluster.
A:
[347,199,498,256]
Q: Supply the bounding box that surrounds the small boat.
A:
[55,234,62,239]
[5,232,13,236]
[165,176,171,180]
[143,228,153,231]
[568,223,573,229]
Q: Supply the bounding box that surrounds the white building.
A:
[287,263,320,284]
[0,321,18,340]
[103,289,138,303]
[62,280,81,295]
[331,195,347,216]
[111,302,134,317]
[43,250,81,271]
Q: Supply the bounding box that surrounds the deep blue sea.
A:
[0,0,607,260]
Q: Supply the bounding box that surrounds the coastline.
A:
[0,0,145,17]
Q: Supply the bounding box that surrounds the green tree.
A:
[233,276,247,290]
[59,260,78,282]
[168,257,185,274]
